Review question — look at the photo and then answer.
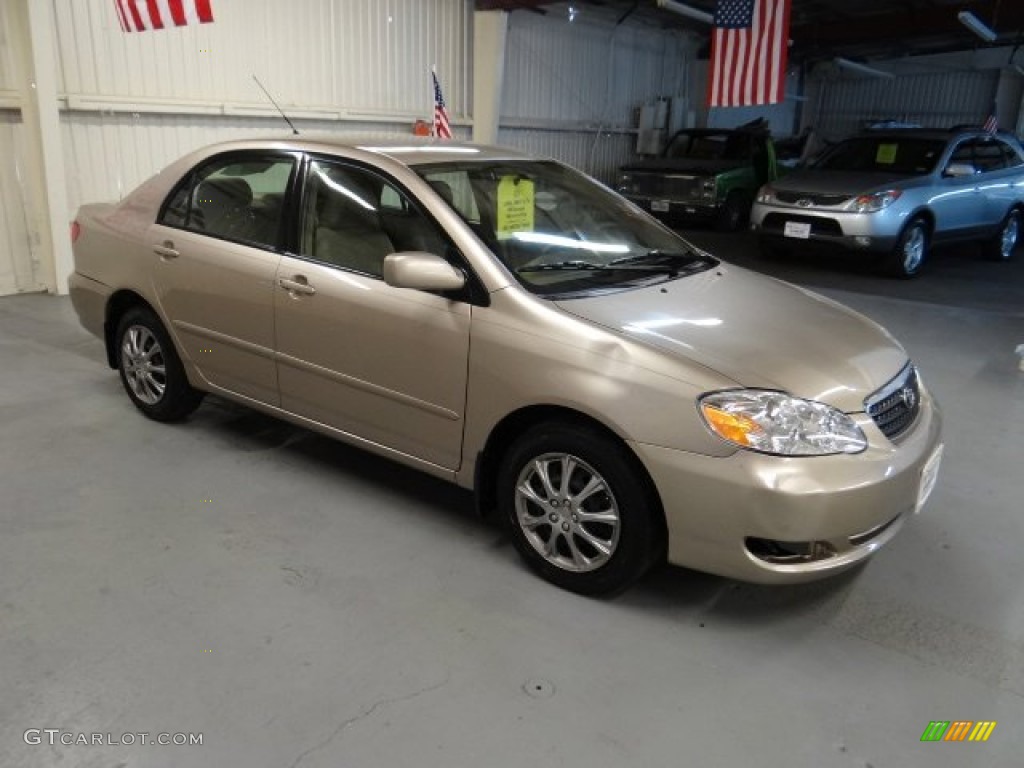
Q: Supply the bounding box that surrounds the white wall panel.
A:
[0,111,42,294]
[54,0,471,117]
[60,112,469,214]
[498,5,694,179]
[805,68,999,141]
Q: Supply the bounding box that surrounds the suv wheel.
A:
[987,209,1020,261]
[887,218,929,278]
[115,306,204,422]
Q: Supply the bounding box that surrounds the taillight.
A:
[70,221,81,243]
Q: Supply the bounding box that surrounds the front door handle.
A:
[153,241,179,259]
[279,276,316,296]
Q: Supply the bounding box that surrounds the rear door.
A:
[151,151,297,404]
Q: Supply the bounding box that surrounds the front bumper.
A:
[750,201,906,252]
[624,194,720,221]
[629,391,943,584]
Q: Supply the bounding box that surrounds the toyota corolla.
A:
[69,137,943,594]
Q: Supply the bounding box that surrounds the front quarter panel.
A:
[458,287,739,488]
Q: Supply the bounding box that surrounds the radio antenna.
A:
[252,74,299,135]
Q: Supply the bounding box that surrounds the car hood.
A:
[771,170,911,195]
[554,265,907,413]
[621,158,745,176]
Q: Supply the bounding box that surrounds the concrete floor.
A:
[1,237,1022,768]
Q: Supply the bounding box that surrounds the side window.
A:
[999,140,1023,168]
[159,154,295,249]
[300,160,449,277]
[948,140,975,170]
[973,140,1006,172]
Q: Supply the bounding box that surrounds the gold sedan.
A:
[69,138,943,595]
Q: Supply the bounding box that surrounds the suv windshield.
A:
[415,160,715,297]
[813,137,945,175]
[664,131,751,161]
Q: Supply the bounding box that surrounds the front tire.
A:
[715,191,748,232]
[115,306,203,422]
[986,209,1019,261]
[498,423,660,596]
[886,217,929,278]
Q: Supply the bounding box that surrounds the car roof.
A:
[199,135,536,167]
[849,128,1017,143]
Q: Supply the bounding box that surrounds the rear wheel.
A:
[986,209,1019,261]
[886,217,929,278]
[115,306,203,422]
[498,423,660,596]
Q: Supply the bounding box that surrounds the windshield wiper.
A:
[611,249,714,267]
[517,260,675,274]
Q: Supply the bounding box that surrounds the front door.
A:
[273,158,471,470]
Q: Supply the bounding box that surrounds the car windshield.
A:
[414,160,715,297]
[664,131,751,161]
[813,137,945,175]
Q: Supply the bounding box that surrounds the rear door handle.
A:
[278,276,316,296]
[153,242,179,259]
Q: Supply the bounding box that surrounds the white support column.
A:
[472,10,508,146]
[20,0,72,294]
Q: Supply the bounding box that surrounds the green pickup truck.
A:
[616,122,779,231]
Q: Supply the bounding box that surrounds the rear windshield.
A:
[664,132,752,161]
[813,137,945,174]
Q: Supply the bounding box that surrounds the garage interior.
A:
[1,1,1023,766]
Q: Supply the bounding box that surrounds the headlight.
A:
[701,179,716,199]
[617,173,633,193]
[699,390,867,456]
[756,184,776,204]
[850,189,901,213]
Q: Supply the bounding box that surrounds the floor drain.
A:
[522,678,556,698]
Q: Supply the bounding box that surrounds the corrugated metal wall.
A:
[0,111,40,295]
[805,68,1000,141]
[54,0,472,212]
[498,6,695,182]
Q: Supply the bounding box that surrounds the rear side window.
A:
[159,154,295,249]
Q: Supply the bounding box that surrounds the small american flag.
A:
[983,104,998,134]
[432,70,452,140]
[114,0,214,32]
[707,0,791,108]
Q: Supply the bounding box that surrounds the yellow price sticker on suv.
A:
[876,143,899,164]
[496,175,535,240]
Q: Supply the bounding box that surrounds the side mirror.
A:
[944,162,977,178]
[383,252,466,292]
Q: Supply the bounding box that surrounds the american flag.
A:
[432,70,452,140]
[114,0,214,32]
[983,103,998,134]
[707,0,791,108]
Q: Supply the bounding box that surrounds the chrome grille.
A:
[775,191,851,206]
[865,365,920,440]
[628,173,704,199]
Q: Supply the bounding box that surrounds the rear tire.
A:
[885,217,929,278]
[498,423,660,596]
[115,306,204,422]
[986,209,1019,261]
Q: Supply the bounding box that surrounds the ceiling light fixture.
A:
[834,57,895,80]
[655,0,714,25]
[958,10,998,43]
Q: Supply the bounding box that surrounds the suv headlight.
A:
[756,184,776,204]
[699,390,867,456]
[850,189,901,213]
[701,178,716,199]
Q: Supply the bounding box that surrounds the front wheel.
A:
[115,306,204,422]
[715,192,748,232]
[886,218,929,278]
[986,209,1020,261]
[498,423,660,596]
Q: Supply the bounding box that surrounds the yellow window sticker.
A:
[496,175,535,240]
[876,143,899,164]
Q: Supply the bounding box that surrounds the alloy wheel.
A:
[121,325,167,405]
[1001,215,1019,259]
[514,452,621,573]
[902,225,925,273]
